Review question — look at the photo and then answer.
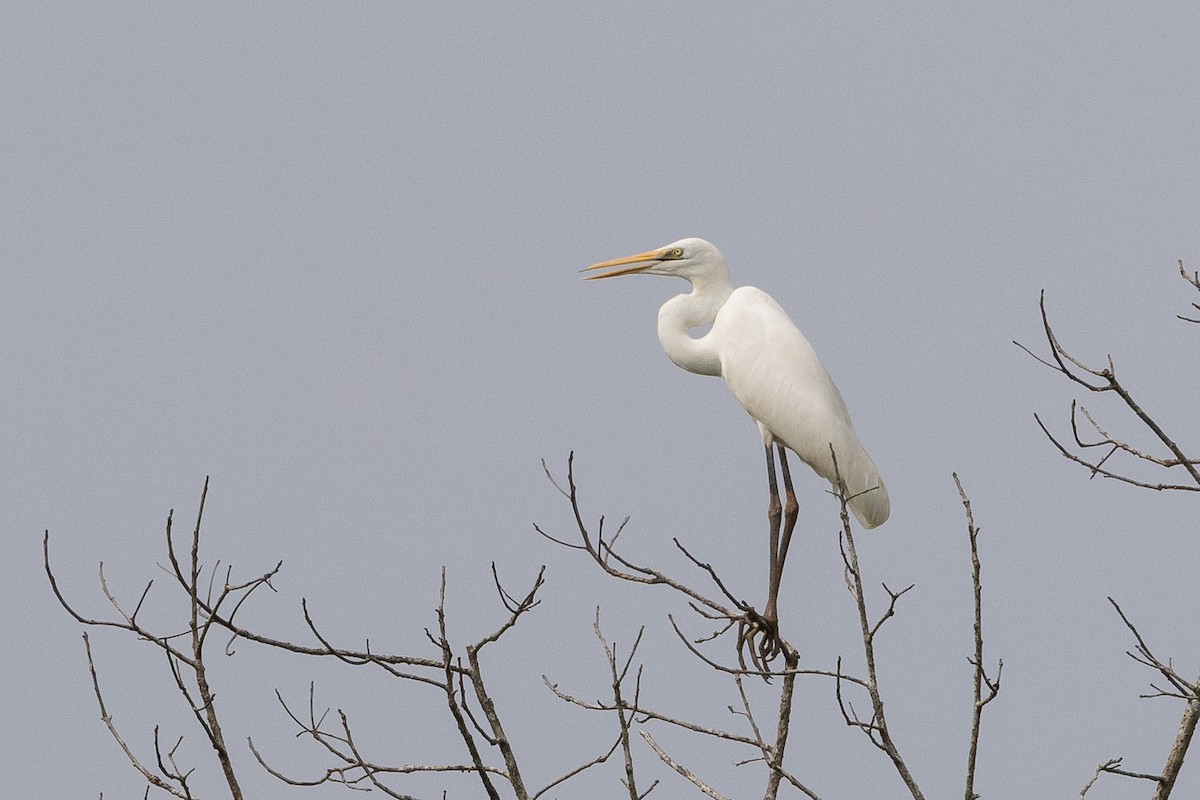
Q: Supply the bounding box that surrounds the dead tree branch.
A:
[1022,269,1198,799]
[1080,757,1163,798]
[594,613,645,799]
[1091,598,1200,800]
[538,453,823,685]
[249,685,507,797]
[538,455,828,798]
[640,730,729,800]
[45,478,246,799]
[81,632,192,799]
[52,480,624,800]
[53,448,1012,800]
[1177,260,1200,323]
[536,454,739,620]
[184,480,243,800]
[831,450,925,800]
[251,560,625,800]
[1015,286,1200,491]
[955,474,1002,800]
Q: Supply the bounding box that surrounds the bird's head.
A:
[582,237,727,283]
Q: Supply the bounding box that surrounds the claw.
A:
[735,607,782,677]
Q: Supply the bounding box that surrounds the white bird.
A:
[583,237,888,660]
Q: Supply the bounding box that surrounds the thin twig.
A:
[1106,598,1200,800]
[536,454,735,618]
[593,612,643,799]
[955,474,1001,800]
[1016,289,1200,490]
[82,633,189,798]
[543,672,761,748]
[640,730,729,800]
[183,478,244,800]
[434,569,503,800]
[1177,260,1200,323]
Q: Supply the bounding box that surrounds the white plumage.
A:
[714,286,889,528]
[585,237,888,529]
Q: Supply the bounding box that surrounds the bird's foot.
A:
[736,607,782,676]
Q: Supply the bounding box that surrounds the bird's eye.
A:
[671,248,684,257]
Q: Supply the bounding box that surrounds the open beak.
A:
[581,248,667,280]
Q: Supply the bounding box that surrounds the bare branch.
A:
[1109,598,1196,699]
[763,647,817,800]
[44,533,196,667]
[593,612,642,800]
[1033,414,1199,491]
[868,582,915,640]
[536,455,736,619]
[1073,404,1199,470]
[250,687,506,796]
[297,597,463,683]
[1155,688,1200,800]
[49,480,252,798]
[434,570,504,800]
[1105,597,1200,800]
[155,729,196,799]
[474,566,545,652]
[167,505,469,677]
[530,735,623,800]
[955,473,1001,800]
[544,673,763,749]
[82,633,190,798]
[640,730,729,800]
[671,538,745,609]
[458,568,550,799]
[1016,288,1200,490]
[1177,259,1200,323]
[183,478,244,800]
[832,449,925,800]
[665,614,841,686]
[727,672,822,800]
[337,710,423,800]
[251,563,537,800]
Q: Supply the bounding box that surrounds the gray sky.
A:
[3,3,1199,798]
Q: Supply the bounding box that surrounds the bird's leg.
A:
[763,442,783,627]
[774,443,800,599]
[755,444,798,665]
[737,443,784,674]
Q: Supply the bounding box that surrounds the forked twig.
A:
[955,474,1002,800]
[1016,288,1200,491]
[640,730,729,800]
[536,454,737,619]
[82,633,190,798]
[1176,260,1200,323]
[538,455,832,798]
[831,449,924,800]
[1020,274,1200,800]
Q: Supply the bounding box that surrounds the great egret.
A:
[584,237,888,664]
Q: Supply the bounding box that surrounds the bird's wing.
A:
[714,287,889,528]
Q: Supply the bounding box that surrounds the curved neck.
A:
[656,277,733,377]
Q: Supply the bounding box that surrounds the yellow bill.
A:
[581,248,669,280]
